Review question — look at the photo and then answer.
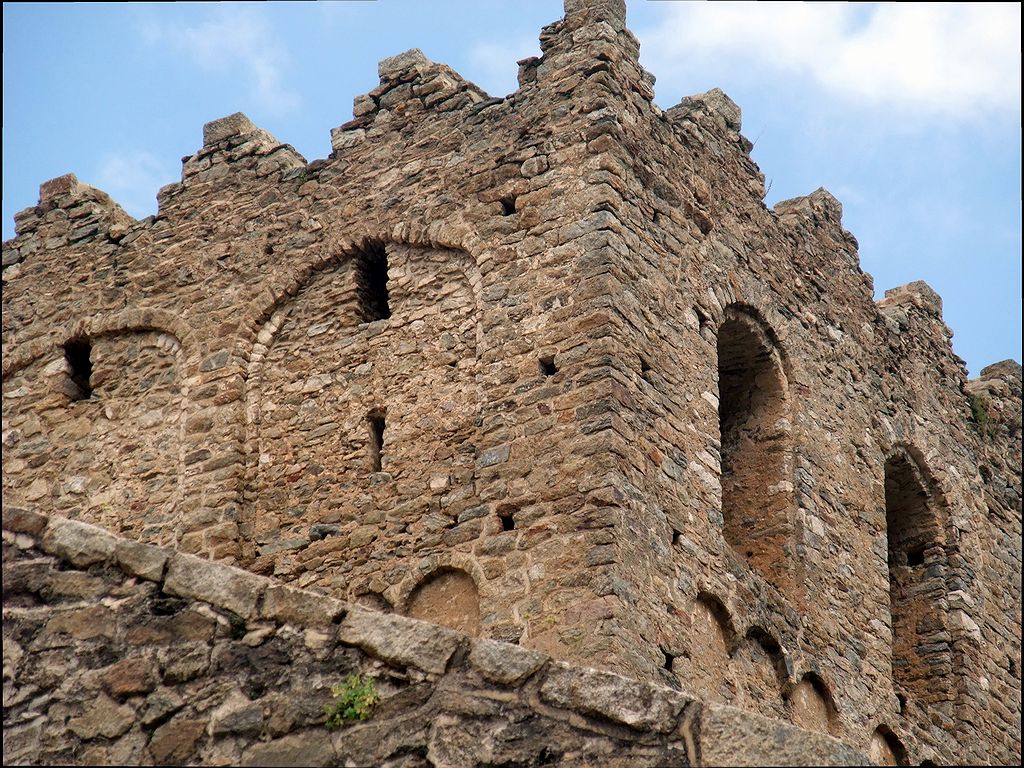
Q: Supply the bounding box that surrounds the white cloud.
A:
[95,150,175,219]
[639,2,1020,120]
[468,37,541,97]
[141,10,299,115]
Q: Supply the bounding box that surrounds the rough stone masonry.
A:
[2,0,1020,765]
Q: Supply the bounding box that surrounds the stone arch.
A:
[716,304,795,594]
[787,672,839,735]
[869,725,909,766]
[2,322,185,544]
[883,445,952,712]
[405,567,481,636]
[238,235,485,587]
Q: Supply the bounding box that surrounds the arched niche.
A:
[869,725,909,766]
[788,672,838,735]
[730,626,789,721]
[406,568,481,636]
[716,305,794,593]
[686,594,735,702]
[2,328,183,542]
[884,447,951,709]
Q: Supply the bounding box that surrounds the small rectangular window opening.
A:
[500,512,515,531]
[64,338,93,401]
[356,242,390,322]
[500,195,517,216]
[905,546,926,567]
[368,411,386,472]
[539,356,557,377]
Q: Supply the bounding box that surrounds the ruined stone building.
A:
[2,1,1021,765]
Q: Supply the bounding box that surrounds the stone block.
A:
[241,731,336,767]
[39,173,79,202]
[378,48,432,81]
[261,583,347,627]
[468,638,546,685]
[40,517,116,567]
[1,507,47,536]
[210,690,264,735]
[163,552,266,619]
[697,703,870,767]
[67,693,135,740]
[539,662,688,733]
[203,112,257,145]
[115,539,170,582]
[338,606,461,675]
[99,656,159,698]
[149,717,207,765]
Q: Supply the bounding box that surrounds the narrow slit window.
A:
[64,338,93,401]
[355,242,390,322]
[539,356,557,376]
[368,411,386,472]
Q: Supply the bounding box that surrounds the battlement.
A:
[2,1,1020,765]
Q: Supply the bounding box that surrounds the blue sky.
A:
[3,1,1020,376]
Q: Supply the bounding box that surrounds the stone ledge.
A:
[539,661,688,733]
[164,553,266,620]
[41,517,118,567]
[338,605,462,676]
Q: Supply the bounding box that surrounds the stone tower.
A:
[3,1,1020,765]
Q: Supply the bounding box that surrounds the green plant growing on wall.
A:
[324,674,379,729]
[968,392,994,437]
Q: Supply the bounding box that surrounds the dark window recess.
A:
[671,529,681,546]
[355,242,390,321]
[368,412,386,472]
[662,647,675,672]
[640,357,652,377]
[906,546,926,567]
[500,511,515,531]
[64,338,93,400]
[500,196,517,216]
[539,356,557,376]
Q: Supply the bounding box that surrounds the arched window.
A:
[717,306,793,592]
[884,449,950,709]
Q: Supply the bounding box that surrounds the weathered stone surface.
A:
[99,655,159,698]
[149,717,206,764]
[203,112,257,145]
[115,539,169,582]
[1,0,1020,765]
[540,662,687,732]
[468,638,546,685]
[67,693,135,739]
[698,702,870,767]
[164,553,265,619]
[261,583,346,627]
[40,517,116,566]
[209,690,264,735]
[240,731,335,767]
[338,606,461,675]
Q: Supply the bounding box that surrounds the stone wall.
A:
[3,510,870,767]
[2,0,1020,765]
